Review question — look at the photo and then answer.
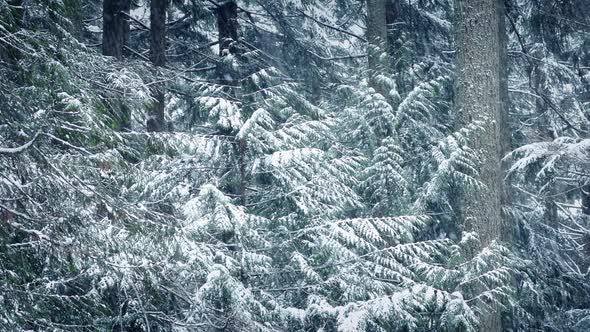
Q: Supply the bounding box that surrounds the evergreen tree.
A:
[0,0,589,331]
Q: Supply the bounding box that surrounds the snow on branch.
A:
[0,131,41,154]
[0,203,50,241]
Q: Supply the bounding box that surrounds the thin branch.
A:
[0,203,50,241]
[120,11,150,31]
[184,65,217,73]
[167,14,191,27]
[309,52,367,61]
[295,8,367,42]
[124,45,150,61]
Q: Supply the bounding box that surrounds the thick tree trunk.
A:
[102,0,129,59]
[217,1,239,58]
[121,0,130,56]
[385,0,405,93]
[216,1,239,88]
[102,0,119,58]
[455,0,506,247]
[215,1,246,205]
[103,0,130,129]
[385,0,400,58]
[150,0,166,67]
[147,0,167,132]
[454,0,506,329]
[498,0,510,163]
[366,0,389,92]
[497,0,513,239]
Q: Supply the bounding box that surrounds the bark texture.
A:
[497,0,513,238]
[498,0,510,163]
[102,0,129,59]
[455,0,506,245]
[366,0,389,91]
[147,0,167,132]
[454,0,508,330]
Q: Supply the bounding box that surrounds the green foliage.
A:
[1,0,589,331]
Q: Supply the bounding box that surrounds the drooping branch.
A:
[0,203,50,241]
[296,8,367,42]
[120,11,150,31]
[0,131,40,154]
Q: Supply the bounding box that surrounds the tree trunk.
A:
[102,0,130,129]
[121,0,130,57]
[455,0,506,246]
[366,0,389,92]
[384,0,400,58]
[454,0,506,329]
[385,0,405,93]
[497,0,510,162]
[102,0,119,58]
[217,1,239,58]
[582,184,590,215]
[215,1,246,204]
[102,0,129,59]
[147,0,167,132]
[216,1,239,88]
[497,0,513,239]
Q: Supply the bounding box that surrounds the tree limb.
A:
[296,8,367,42]
[0,131,41,154]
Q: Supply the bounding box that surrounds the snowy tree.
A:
[1,0,590,331]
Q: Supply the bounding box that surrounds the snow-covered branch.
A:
[0,131,41,154]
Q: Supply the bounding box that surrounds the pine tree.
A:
[1,0,590,331]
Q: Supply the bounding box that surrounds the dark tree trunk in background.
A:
[583,185,590,215]
[147,0,167,132]
[215,2,247,285]
[102,0,118,57]
[385,0,400,57]
[217,1,239,58]
[102,0,129,59]
[102,0,130,129]
[121,0,130,56]
[385,0,404,93]
[366,0,389,93]
[216,1,246,206]
[454,0,507,329]
[150,0,166,67]
[216,1,239,88]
